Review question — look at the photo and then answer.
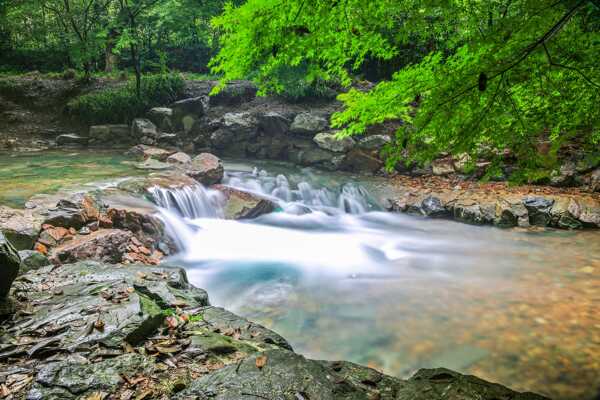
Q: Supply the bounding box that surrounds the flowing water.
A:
[153,160,600,400]
[0,150,143,208]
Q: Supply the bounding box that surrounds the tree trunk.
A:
[105,30,118,73]
[130,43,141,98]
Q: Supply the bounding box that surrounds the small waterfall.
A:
[148,185,224,219]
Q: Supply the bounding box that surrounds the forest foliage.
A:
[1,0,600,177]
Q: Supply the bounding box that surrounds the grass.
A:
[66,74,186,125]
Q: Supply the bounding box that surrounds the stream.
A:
[154,160,600,400]
[1,151,598,399]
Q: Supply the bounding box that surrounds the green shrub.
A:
[67,74,185,124]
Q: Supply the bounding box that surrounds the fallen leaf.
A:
[84,391,108,400]
[255,355,267,369]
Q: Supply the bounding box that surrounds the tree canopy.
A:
[211,0,600,178]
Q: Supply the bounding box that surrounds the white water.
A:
[147,161,600,400]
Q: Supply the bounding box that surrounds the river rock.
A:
[341,149,383,173]
[290,112,329,135]
[171,96,208,132]
[0,232,20,299]
[296,148,334,166]
[219,112,259,140]
[418,196,450,218]
[549,197,582,229]
[135,158,174,171]
[212,185,277,219]
[495,199,529,228]
[147,107,173,131]
[55,134,88,146]
[453,201,496,225]
[166,151,192,165]
[314,131,355,153]
[43,194,100,230]
[209,80,257,106]
[188,153,224,185]
[358,134,392,150]
[523,197,554,226]
[257,111,291,135]
[589,168,600,192]
[131,118,158,144]
[0,206,42,250]
[49,229,133,264]
[126,144,174,161]
[18,250,50,273]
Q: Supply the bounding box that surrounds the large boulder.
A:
[257,111,291,136]
[550,161,577,187]
[42,194,100,230]
[0,232,20,299]
[0,206,42,250]
[188,153,224,185]
[290,112,329,135]
[166,151,192,165]
[313,131,355,153]
[212,185,278,219]
[49,229,133,264]
[147,107,173,131]
[171,96,208,133]
[523,196,554,226]
[209,80,257,106]
[88,124,130,146]
[341,149,383,173]
[131,118,158,144]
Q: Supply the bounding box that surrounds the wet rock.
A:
[0,232,20,299]
[49,229,133,264]
[174,348,397,400]
[495,200,529,228]
[166,151,192,165]
[10,261,208,350]
[135,158,173,171]
[397,368,549,400]
[88,124,130,146]
[257,111,291,135]
[131,118,157,141]
[28,353,154,400]
[297,148,335,166]
[358,134,391,150]
[209,80,257,106]
[549,197,583,229]
[117,172,198,195]
[313,132,355,153]
[523,197,554,226]
[290,112,329,135]
[212,185,277,219]
[147,107,173,131]
[418,196,450,218]
[0,206,42,250]
[575,198,600,227]
[126,144,174,161]
[55,134,88,146]
[156,133,178,146]
[341,149,383,173]
[453,202,496,225]
[188,153,224,185]
[43,194,100,230]
[171,96,208,132]
[18,250,51,273]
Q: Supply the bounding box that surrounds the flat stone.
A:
[18,250,50,273]
[55,134,88,146]
[49,229,133,264]
[290,112,329,135]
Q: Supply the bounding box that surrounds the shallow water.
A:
[0,150,142,208]
[158,161,600,400]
